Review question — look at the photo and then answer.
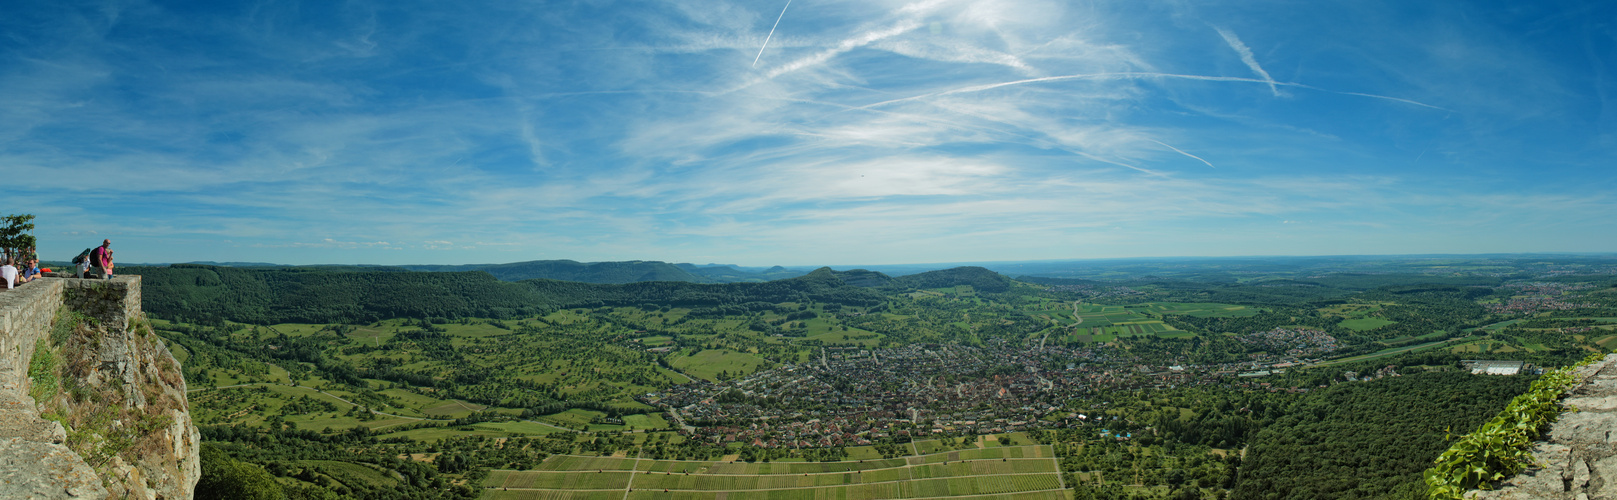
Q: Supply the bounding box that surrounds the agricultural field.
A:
[481,440,1067,500]
[1123,302,1261,318]
[1029,301,1264,344]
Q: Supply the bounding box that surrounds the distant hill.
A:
[393,259,817,284]
[887,266,1012,293]
[399,260,700,284]
[676,263,809,282]
[803,266,1015,292]
[826,268,893,287]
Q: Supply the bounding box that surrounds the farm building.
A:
[1462,360,1527,375]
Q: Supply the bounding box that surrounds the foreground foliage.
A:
[1423,352,1605,499]
[1232,372,1534,500]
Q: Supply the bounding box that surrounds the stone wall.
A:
[0,276,199,499]
[1472,353,1617,499]
[0,279,64,394]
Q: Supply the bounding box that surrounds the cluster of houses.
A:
[638,340,1361,448]
[1234,328,1341,357]
[1340,364,1402,382]
[1485,282,1597,314]
[1485,296,1594,314]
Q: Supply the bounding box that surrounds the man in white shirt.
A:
[1,258,16,290]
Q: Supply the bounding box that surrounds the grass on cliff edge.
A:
[31,308,188,496]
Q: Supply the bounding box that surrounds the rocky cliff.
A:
[0,276,200,499]
[1472,353,1617,499]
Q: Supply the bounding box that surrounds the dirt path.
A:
[621,451,644,500]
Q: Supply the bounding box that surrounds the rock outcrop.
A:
[0,277,199,499]
[1471,353,1617,499]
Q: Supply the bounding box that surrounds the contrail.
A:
[1335,91,1448,111]
[1065,149,1164,177]
[1215,27,1279,96]
[753,0,792,68]
[1150,140,1216,168]
[858,72,1450,111]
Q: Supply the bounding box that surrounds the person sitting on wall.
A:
[90,239,113,279]
[17,258,41,284]
[0,257,16,290]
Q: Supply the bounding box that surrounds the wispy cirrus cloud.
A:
[1,0,1612,266]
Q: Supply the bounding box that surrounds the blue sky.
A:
[4,0,1614,266]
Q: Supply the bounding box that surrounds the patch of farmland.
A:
[488,445,1065,499]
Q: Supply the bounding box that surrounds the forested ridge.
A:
[124,264,1027,325]
[124,265,893,324]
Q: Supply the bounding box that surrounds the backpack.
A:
[72,248,93,265]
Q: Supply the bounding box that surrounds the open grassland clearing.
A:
[1314,339,1456,366]
[1319,301,1400,331]
[1042,301,1263,345]
[668,349,768,382]
[1125,302,1261,318]
[380,424,542,442]
[535,409,610,429]
[1449,339,1526,354]
[621,413,670,430]
[1341,317,1398,331]
[299,459,402,489]
[1477,319,1525,331]
[1377,331,1447,347]
[423,399,488,418]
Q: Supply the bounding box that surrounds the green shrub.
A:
[27,337,60,406]
[196,444,285,500]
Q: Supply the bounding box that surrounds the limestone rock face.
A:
[80,321,200,500]
[0,276,199,500]
[0,437,106,499]
[1470,354,1617,499]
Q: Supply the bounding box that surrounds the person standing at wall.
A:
[90,239,113,279]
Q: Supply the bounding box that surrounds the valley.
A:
[126,256,1617,499]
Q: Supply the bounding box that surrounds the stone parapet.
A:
[0,279,65,392]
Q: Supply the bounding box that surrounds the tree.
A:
[196,444,285,500]
[0,214,35,264]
